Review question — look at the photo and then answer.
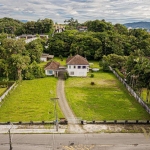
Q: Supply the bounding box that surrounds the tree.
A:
[11,54,30,81]
[26,39,43,63]
[64,18,79,29]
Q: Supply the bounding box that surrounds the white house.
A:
[44,61,60,76]
[66,54,89,77]
[40,53,54,62]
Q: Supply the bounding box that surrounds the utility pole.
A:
[8,129,12,150]
[51,98,59,131]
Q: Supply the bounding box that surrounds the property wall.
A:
[109,66,150,114]
[67,65,89,77]
[0,82,16,103]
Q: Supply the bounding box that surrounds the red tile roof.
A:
[66,54,89,65]
[44,61,60,70]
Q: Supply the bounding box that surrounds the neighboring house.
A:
[40,53,54,62]
[44,61,60,76]
[66,54,89,77]
[54,24,65,33]
[16,34,48,39]
[77,26,88,32]
[16,34,48,43]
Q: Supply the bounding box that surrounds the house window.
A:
[48,70,53,74]
[70,72,74,75]
[69,65,71,69]
[74,66,76,69]
[78,66,81,69]
[82,66,86,69]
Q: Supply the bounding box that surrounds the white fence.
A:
[0,83,16,103]
[109,66,150,114]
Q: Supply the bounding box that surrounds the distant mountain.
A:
[124,22,150,30]
[20,20,28,23]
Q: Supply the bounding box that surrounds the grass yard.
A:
[89,60,100,68]
[0,88,7,96]
[38,57,67,68]
[53,57,67,66]
[141,88,150,107]
[65,71,150,120]
[0,77,64,122]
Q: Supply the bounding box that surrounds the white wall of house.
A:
[67,65,89,77]
[45,70,54,75]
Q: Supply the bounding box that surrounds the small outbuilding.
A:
[44,61,60,76]
[40,53,54,62]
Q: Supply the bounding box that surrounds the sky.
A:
[0,0,150,24]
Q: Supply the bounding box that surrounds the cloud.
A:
[0,0,150,24]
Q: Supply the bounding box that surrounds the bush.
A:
[101,60,110,72]
[90,74,94,78]
[0,81,14,87]
[64,72,69,80]
[115,68,125,79]
[23,61,45,80]
[91,82,95,85]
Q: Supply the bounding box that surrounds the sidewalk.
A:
[0,125,66,134]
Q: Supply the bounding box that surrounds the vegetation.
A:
[0,78,64,122]
[65,71,150,120]
[0,17,23,34]
[46,19,150,60]
[16,18,54,35]
[0,88,7,96]
[0,17,150,121]
[103,51,150,104]
[0,37,45,81]
[0,17,53,35]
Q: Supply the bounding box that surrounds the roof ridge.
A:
[67,55,76,64]
[67,54,89,65]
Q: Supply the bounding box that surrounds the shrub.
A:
[64,72,69,80]
[90,74,94,78]
[91,82,95,85]
[115,68,125,79]
[23,61,45,80]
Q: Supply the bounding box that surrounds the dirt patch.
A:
[83,124,150,133]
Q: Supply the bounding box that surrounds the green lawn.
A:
[38,57,67,68]
[0,88,7,96]
[65,71,150,120]
[89,60,100,68]
[53,57,67,66]
[141,88,150,107]
[0,77,64,122]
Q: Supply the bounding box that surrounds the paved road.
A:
[0,133,150,150]
[57,79,85,133]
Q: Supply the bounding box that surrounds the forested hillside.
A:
[0,17,54,35]
[0,17,23,34]
[46,20,150,59]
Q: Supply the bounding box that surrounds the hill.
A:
[0,17,23,34]
[124,22,150,30]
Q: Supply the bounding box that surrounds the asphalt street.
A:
[0,133,150,150]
